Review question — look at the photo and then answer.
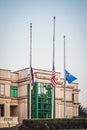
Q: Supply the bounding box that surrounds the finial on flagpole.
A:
[53,16,56,19]
[64,35,66,39]
[30,23,32,28]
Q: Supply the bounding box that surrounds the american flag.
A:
[51,64,56,87]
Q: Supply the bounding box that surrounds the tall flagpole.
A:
[29,23,32,119]
[64,35,66,118]
[52,16,55,119]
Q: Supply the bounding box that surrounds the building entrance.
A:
[28,82,55,118]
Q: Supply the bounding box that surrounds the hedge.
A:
[19,118,87,130]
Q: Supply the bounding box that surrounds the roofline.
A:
[0,69,11,71]
[14,67,61,74]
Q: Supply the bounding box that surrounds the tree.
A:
[79,104,87,117]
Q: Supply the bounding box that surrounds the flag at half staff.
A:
[65,70,77,83]
[51,64,56,87]
[30,66,34,86]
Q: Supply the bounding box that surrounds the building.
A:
[0,68,79,127]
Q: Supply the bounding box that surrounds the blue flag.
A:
[65,70,77,83]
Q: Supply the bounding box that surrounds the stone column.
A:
[5,101,10,117]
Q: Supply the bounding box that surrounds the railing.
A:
[0,117,18,127]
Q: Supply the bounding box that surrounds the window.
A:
[0,84,5,96]
[72,93,74,102]
[0,104,4,116]
[10,86,18,97]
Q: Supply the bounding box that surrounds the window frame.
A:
[10,86,18,97]
[0,84,5,96]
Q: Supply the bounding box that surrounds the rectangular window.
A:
[0,84,5,96]
[72,93,74,102]
[10,86,18,97]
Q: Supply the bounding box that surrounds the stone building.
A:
[0,68,79,127]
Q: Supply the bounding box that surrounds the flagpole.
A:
[64,35,66,118]
[52,16,55,119]
[29,23,32,119]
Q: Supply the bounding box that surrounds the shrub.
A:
[18,124,29,130]
[22,118,87,129]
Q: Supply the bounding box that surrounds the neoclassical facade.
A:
[0,68,79,127]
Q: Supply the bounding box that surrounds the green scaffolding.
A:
[28,82,55,118]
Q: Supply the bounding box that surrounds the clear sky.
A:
[0,0,87,107]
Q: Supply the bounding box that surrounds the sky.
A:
[0,0,87,107]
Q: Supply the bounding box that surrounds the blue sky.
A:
[0,0,87,107]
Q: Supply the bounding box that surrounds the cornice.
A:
[0,77,11,81]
